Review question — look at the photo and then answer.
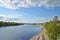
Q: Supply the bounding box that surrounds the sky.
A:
[0,0,60,23]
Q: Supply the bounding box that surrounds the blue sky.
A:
[0,0,60,23]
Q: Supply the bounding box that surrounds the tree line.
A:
[0,21,24,27]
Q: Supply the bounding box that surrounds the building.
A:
[53,16,58,21]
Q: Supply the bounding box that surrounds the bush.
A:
[44,21,60,40]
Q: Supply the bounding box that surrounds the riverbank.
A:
[30,28,49,40]
[30,32,41,40]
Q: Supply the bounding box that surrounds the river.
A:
[0,25,42,40]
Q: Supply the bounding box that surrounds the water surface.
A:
[0,25,42,40]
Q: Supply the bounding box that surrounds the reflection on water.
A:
[0,25,42,40]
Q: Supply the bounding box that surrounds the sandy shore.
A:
[30,28,49,40]
[30,32,41,40]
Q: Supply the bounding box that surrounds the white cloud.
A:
[0,14,20,22]
[0,0,60,9]
[0,14,50,23]
[44,0,60,7]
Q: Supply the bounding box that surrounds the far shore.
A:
[0,21,24,27]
